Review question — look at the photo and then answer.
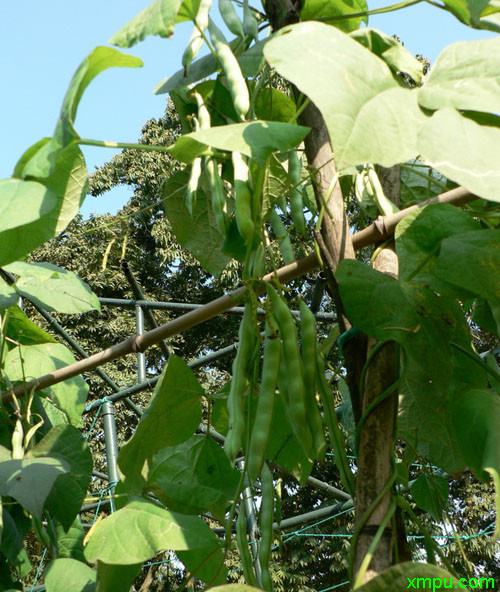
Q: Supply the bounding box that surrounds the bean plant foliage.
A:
[0,0,499,590]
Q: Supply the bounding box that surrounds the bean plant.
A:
[0,0,499,590]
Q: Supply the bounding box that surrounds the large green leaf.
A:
[168,121,310,166]
[0,509,31,577]
[0,144,88,266]
[419,37,500,113]
[351,28,424,84]
[154,38,266,94]
[96,562,142,592]
[4,343,88,427]
[336,260,457,378]
[0,179,57,232]
[45,558,96,592]
[395,203,480,290]
[434,229,500,332]
[28,425,92,531]
[301,0,367,32]
[0,457,69,519]
[450,389,500,538]
[22,48,142,179]
[118,356,203,487]
[400,162,448,206]
[56,518,85,561]
[254,88,297,123]
[5,305,57,345]
[147,435,239,520]
[109,0,185,48]
[355,562,459,591]
[418,107,500,202]
[399,300,487,472]
[0,281,19,311]
[84,499,221,564]
[264,21,423,170]
[177,546,227,586]
[5,261,100,314]
[426,0,500,31]
[162,170,230,276]
[410,473,449,521]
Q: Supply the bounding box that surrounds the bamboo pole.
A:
[0,187,476,404]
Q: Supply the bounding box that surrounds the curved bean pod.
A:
[243,0,259,41]
[186,157,202,215]
[299,300,327,461]
[208,18,249,120]
[247,321,280,483]
[236,504,259,587]
[182,0,212,74]
[219,0,244,38]
[205,156,229,234]
[266,285,312,459]
[232,151,255,244]
[224,301,255,463]
[268,209,294,265]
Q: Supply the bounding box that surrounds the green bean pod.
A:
[236,504,259,587]
[186,157,202,215]
[266,285,313,459]
[182,0,212,73]
[315,352,355,497]
[299,301,327,461]
[247,322,280,483]
[225,301,255,463]
[288,151,306,235]
[243,0,259,41]
[218,0,244,38]
[268,209,295,265]
[205,156,230,235]
[208,18,249,120]
[232,151,255,244]
[258,463,275,592]
[192,91,211,130]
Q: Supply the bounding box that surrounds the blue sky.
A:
[0,1,494,219]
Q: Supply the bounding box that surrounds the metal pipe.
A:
[99,297,336,321]
[135,305,147,384]
[274,499,354,531]
[102,400,120,513]
[121,260,170,359]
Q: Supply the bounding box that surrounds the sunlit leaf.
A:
[418,107,500,202]
[162,170,230,276]
[118,356,203,488]
[4,343,88,427]
[29,425,92,531]
[110,0,185,48]
[264,22,423,170]
[6,261,100,314]
[419,36,500,113]
[301,0,367,32]
[0,179,57,232]
[45,558,96,592]
[0,457,69,519]
[84,499,220,564]
[351,28,424,84]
